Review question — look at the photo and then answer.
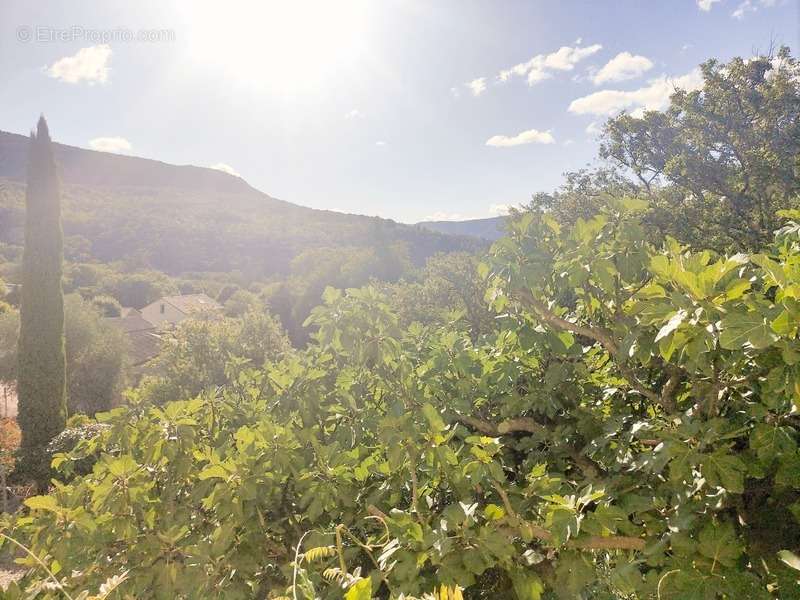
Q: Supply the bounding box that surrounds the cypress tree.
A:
[17,116,67,478]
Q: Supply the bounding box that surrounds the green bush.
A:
[138,311,291,405]
[0,296,128,416]
[5,204,800,598]
[90,294,123,317]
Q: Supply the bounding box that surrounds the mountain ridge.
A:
[0,128,484,277]
[0,129,285,202]
[416,216,506,241]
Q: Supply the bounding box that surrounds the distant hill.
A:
[0,130,481,276]
[0,129,257,196]
[416,216,506,241]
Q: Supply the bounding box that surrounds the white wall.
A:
[141,300,187,328]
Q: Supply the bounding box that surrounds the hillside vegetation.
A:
[416,217,506,241]
[0,131,483,344]
[0,131,480,277]
[1,50,800,600]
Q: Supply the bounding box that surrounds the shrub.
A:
[90,295,122,317]
[5,204,800,598]
[138,311,290,405]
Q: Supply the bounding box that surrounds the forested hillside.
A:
[0,131,481,276]
[416,216,506,241]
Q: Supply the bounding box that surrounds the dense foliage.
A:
[16,117,66,479]
[376,252,494,340]
[0,172,479,280]
[136,311,291,405]
[62,296,128,415]
[2,49,800,600]
[1,296,129,417]
[532,49,800,252]
[3,199,800,598]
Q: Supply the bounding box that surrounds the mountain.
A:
[416,216,506,241]
[0,129,482,276]
[0,129,257,196]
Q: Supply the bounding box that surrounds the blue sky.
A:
[1,1,797,223]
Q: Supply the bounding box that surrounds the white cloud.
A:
[375,141,387,146]
[592,52,653,84]
[732,0,755,17]
[450,86,461,98]
[209,163,241,177]
[562,138,575,147]
[568,69,703,116]
[488,203,512,216]
[88,137,131,154]
[466,77,487,96]
[586,121,603,137]
[345,109,363,119]
[423,204,515,222]
[486,128,555,147]
[498,43,602,86]
[697,0,722,11]
[732,0,777,18]
[424,211,467,222]
[46,45,111,84]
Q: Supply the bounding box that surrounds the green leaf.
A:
[750,424,796,463]
[344,577,372,600]
[719,311,778,350]
[697,522,742,568]
[752,254,787,288]
[24,495,59,513]
[702,451,746,494]
[198,465,229,480]
[322,286,343,304]
[106,455,139,478]
[775,454,800,489]
[510,569,544,600]
[655,310,686,342]
[421,403,446,433]
[463,551,488,575]
[617,196,649,212]
[483,504,505,521]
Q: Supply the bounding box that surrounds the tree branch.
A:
[454,415,605,478]
[452,415,545,436]
[660,365,682,413]
[368,504,647,552]
[513,288,679,410]
[514,288,619,354]
[505,521,646,551]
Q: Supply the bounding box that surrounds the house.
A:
[140,293,222,328]
[106,313,162,372]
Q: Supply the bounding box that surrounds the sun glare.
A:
[184,1,371,92]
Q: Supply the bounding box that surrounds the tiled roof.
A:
[107,315,156,333]
[127,330,162,366]
[106,315,161,366]
[160,293,222,315]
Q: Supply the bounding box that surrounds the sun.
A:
[183,0,372,93]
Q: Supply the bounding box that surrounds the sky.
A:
[1,1,798,223]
